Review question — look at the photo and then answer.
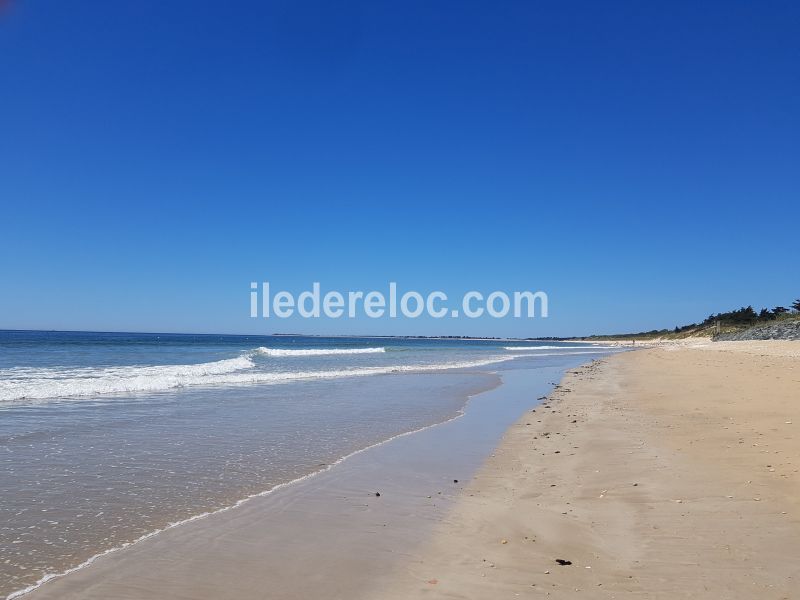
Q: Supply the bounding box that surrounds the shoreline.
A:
[377,341,800,598]
[14,341,794,598]
[7,373,500,600]
[6,392,476,600]
[13,361,589,600]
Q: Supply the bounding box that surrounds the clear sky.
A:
[1,1,798,337]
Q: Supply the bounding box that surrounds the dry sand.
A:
[376,342,800,599]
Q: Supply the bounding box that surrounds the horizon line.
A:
[0,328,564,341]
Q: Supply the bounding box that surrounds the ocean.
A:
[0,330,623,597]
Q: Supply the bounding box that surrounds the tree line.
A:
[671,298,800,333]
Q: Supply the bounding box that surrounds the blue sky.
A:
[1,1,798,337]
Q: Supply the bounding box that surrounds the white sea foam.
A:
[255,347,386,357]
[0,355,255,403]
[0,352,521,404]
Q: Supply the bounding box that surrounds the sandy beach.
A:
[378,341,800,599]
[10,342,799,599]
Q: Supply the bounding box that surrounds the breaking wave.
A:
[0,351,519,404]
[0,355,256,403]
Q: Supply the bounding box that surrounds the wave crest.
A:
[0,355,255,403]
[0,352,513,404]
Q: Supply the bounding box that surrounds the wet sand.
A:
[378,342,800,599]
[0,371,497,597]
[15,364,576,600]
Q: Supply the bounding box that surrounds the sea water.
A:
[0,331,622,597]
